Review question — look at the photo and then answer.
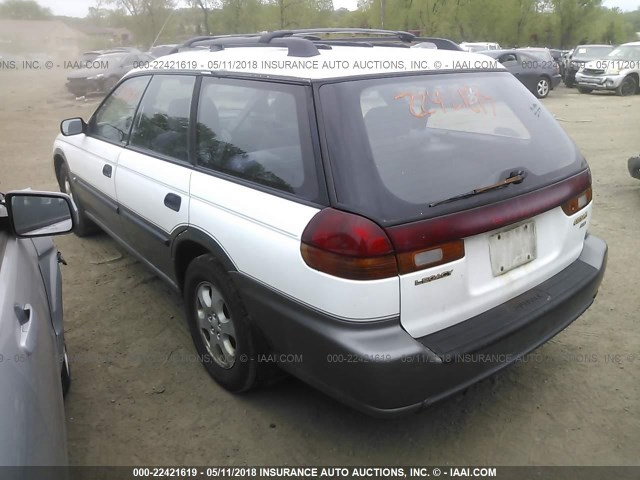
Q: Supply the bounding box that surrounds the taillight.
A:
[301,209,465,279]
[561,186,592,215]
[301,170,591,280]
[300,209,397,280]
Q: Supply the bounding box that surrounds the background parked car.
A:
[0,190,74,466]
[575,41,640,96]
[66,50,154,97]
[460,41,501,52]
[148,44,178,58]
[564,44,614,87]
[548,48,565,77]
[483,49,561,98]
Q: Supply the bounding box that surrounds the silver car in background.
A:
[575,42,640,96]
[0,190,74,466]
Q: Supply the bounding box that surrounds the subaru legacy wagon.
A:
[52,29,607,416]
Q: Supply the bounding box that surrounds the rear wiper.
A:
[429,171,526,208]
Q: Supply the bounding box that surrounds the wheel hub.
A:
[195,281,237,369]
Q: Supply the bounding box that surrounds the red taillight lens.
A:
[561,186,592,215]
[301,170,590,280]
[300,208,398,280]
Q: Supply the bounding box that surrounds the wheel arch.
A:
[53,149,67,189]
[627,72,640,92]
[172,227,238,293]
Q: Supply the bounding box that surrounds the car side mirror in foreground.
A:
[60,117,86,136]
[5,191,75,237]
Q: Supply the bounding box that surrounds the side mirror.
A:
[60,117,86,136]
[5,191,75,238]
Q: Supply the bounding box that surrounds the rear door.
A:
[114,74,195,281]
[60,75,150,234]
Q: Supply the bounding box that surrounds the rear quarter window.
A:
[195,78,322,202]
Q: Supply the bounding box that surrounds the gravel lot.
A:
[0,69,638,466]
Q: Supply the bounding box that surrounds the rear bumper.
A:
[551,74,562,89]
[233,234,607,417]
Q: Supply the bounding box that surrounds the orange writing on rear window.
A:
[394,87,496,118]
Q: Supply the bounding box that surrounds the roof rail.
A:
[170,28,420,58]
[412,37,463,51]
[170,33,262,54]
[262,28,416,43]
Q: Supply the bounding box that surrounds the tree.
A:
[105,0,175,47]
[548,0,603,48]
[190,0,220,35]
[0,0,52,19]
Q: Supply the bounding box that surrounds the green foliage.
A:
[0,0,52,19]
[64,0,639,49]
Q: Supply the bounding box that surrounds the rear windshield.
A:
[319,72,585,225]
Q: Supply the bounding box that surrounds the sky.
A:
[33,0,640,18]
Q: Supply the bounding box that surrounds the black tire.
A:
[184,254,258,393]
[577,87,593,94]
[628,156,640,180]
[58,163,98,236]
[616,76,637,97]
[61,344,71,398]
[535,77,550,99]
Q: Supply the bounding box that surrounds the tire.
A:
[577,87,593,94]
[616,75,637,97]
[61,344,71,398]
[58,163,98,236]
[628,156,640,180]
[535,77,550,98]
[184,254,258,393]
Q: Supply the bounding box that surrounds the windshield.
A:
[319,72,585,225]
[607,45,640,61]
[573,46,613,59]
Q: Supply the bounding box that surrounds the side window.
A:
[129,75,195,162]
[88,75,150,144]
[499,53,517,65]
[196,78,318,199]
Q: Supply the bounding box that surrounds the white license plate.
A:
[489,222,536,276]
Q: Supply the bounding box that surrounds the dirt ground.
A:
[0,67,638,467]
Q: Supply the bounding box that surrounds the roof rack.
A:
[172,28,419,58]
[169,34,262,54]
[411,37,463,51]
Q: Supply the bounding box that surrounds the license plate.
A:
[489,222,536,276]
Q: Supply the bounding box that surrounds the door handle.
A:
[164,193,181,212]
[102,164,113,178]
[15,304,36,354]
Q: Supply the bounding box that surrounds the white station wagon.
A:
[52,29,607,416]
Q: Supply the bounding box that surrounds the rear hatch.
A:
[318,71,592,338]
